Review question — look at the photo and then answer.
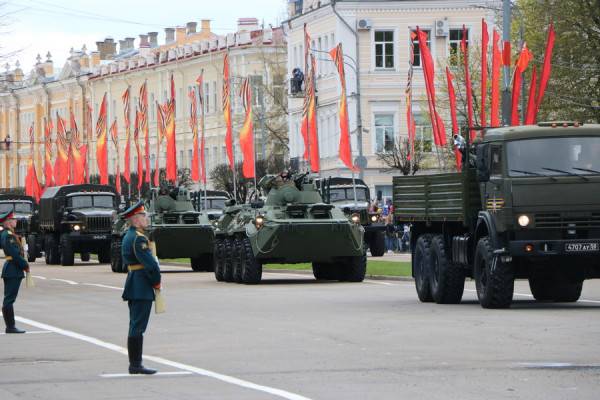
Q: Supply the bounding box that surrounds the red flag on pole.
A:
[461,25,475,141]
[525,66,538,125]
[189,87,200,182]
[43,117,54,187]
[511,43,534,125]
[69,108,85,184]
[490,29,502,127]
[481,19,489,128]
[95,94,109,185]
[196,72,207,185]
[84,101,93,183]
[329,43,357,171]
[122,87,131,184]
[110,119,121,194]
[139,81,150,184]
[25,123,42,201]
[307,53,320,171]
[535,23,555,118]
[134,110,143,192]
[446,67,459,135]
[238,77,255,178]
[165,74,177,182]
[54,114,70,186]
[222,53,234,170]
[155,103,166,187]
[299,23,312,162]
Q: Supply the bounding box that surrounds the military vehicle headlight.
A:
[0,226,3,231]
[370,215,378,223]
[518,215,530,227]
[254,215,265,228]
[351,213,361,224]
[73,224,81,231]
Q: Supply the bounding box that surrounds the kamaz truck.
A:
[39,184,118,266]
[393,123,600,308]
[0,194,43,261]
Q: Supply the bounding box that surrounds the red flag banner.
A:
[25,123,42,201]
[238,78,255,178]
[43,117,54,187]
[222,53,234,170]
[461,25,475,141]
[481,19,489,128]
[525,66,538,125]
[84,101,93,183]
[446,67,459,135]
[69,108,85,184]
[139,81,150,183]
[54,114,70,186]
[155,102,166,187]
[196,72,207,185]
[307,54,320,171]
[110,119,121,194]
[490,29,502,127]
[165,74,177,182]
[511,43,534,125]
[95,93,109,185]
[189,88,200,182]
[122,87,131,184]
[134,110,143,191]
[535,23,555,118]
[299,23,312,162]
[329,43,357,171]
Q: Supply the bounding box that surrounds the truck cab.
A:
[0,195,43,262]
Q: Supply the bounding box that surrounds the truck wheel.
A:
[232,239,244,283]
[429,235,465,304]
[530,276,582,302]
[110,239,124,273]
[552,280,583,302]
[98,246,111,264]
[59,234,75,266]
[45,235,60,265]
[81,252,91,262]
[474,237,514,309]
[27,234,37,263]
[341,253,367,282]
[413,235,433,302]
[223,239,235,282]
[241,237,262,284]
[214,240,225,281]
[312,263,340,280]
[369,231,386,257]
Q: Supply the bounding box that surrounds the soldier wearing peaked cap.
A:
[120,200,161,375]
[0,211,28,333]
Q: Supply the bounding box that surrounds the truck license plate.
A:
[93,235,107,240]
[565,242,599,252]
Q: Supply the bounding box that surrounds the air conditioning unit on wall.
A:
[435,19,449,37]
[357,19,372,30]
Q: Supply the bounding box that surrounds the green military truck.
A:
[393,123,600,308]
[39,184,118,266]
[0,194,43,261]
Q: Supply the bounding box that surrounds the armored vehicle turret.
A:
[213,172,366,284]
[111,186,214,273]
[0,194,43,262]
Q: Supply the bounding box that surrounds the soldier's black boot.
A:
[2,306,25,334]
[128,336,156,375]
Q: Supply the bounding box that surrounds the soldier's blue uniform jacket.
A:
[121,226,161,301]
[1,229,27,279]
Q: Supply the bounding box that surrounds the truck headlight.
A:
[518,215,530,227]
[370,215,378,223]
[351,213,361,224]
[254,215,265,228]
[73,224,81,231]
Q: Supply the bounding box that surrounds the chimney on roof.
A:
[96,38,117,60]
[125,37,135,51]
[148,32,158,48]
[119,39,126,54]
[175,26,186,42]
[200,19,211,33]
[237,17,259,32]
[90,51,100,67]
[165,27,175,44]
[139,34,150,48]
[186,22,197,35]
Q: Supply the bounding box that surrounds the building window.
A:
[212,82,217,114]
[204,82,210,114]
[414,111,433,152]
[448,28,469,63]
[411,29,431,67]
[374,30,394,69]
[374,113,395,153]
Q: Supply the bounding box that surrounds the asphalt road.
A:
[1,258,599,400]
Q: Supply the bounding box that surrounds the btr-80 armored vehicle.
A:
[111,186,214,273]
[0,194,43,262]
[213,172,366,284]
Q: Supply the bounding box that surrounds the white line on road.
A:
[50,278,79,285]
[14,315,313,400]
[100,371,194,378]
[32,275,47,280]
[81,283,123,291]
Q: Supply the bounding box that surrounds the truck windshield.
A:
[329,188,368,202]
[70,195,114,208]
[208,199,226,209]
[0,203,31,213]
[507,136,600,177]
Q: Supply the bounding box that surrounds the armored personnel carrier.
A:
[111,186,214,273]
[213,172,366,284]
[0,194,43,262]
[39,184,118,266]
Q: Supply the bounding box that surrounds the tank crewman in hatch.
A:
[120,200,161,375]
[1,211,29,334]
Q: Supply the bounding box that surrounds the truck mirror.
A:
[476,144,490,182]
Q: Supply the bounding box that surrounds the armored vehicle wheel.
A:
[369,231,386,257]
[241,237,262,284]
[27,234,37,263]
[80,252,91,262]
[110,239,124,273]
[191,254,214,272]
[529,276,582,302]
[429,235,464,304]
[59,233,75,266]
[223,239,235,282]
[413,235,433,302]
[232,239,244,283]
[474,237,514,309]
[98,246,111,264]
[45,235,60,265]
[340,253,367,282]
[312,263,340,280]
[214,240,225,281]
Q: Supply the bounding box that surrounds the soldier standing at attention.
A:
[1,211,28,334]
[120,201,161,375]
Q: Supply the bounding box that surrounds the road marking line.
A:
[14,315,312,400]
[365,280,397,286]
[100,371,194,378]
[32,275,47,280]
[0,330,52,335]
[50,278,78,285]
[82,283,123,291]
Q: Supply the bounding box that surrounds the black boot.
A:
[2,306,25,334]
[127,336,156,375]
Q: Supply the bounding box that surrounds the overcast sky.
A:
[2,0,286,72]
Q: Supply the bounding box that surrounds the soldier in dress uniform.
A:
[120,201,161,374]
[1,211,28,333]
